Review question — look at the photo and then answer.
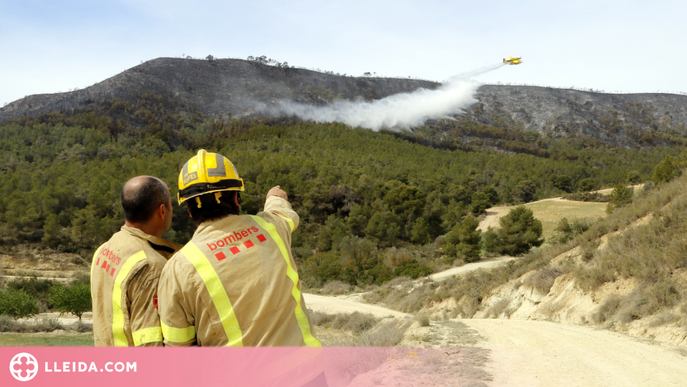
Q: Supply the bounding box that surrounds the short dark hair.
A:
[187,191,240,224]
[122,177,169,223]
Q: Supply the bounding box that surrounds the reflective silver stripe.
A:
[207,153,227,177]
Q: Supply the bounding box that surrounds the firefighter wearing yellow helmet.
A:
[158,150,321,347]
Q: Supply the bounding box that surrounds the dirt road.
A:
[305,291,687,387]
[428,256,516,281]
[303,293,408,318]
[462,319,687,387]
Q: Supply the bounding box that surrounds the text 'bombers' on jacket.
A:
[158,196,321,347]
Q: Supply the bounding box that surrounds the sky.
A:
[2,0,687,106]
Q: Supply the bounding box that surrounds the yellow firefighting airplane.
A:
[503,56,523,65]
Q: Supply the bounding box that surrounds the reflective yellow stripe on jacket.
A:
[180,243,244,346]
[160,321,196,343]
[280,216,295,232]
[112,250,147,347]
[250,216,321,347]
[132,326,163,346]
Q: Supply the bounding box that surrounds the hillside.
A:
[367,172,687,348]
[2,57,687,148]
[0,58,437,121]
[469,85,687,147]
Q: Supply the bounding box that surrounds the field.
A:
[478,198,608,242]
[0,332,93,346]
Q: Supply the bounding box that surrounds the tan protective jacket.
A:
[158,196,321,347]
[91,225,182,346]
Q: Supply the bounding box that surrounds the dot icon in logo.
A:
[10,352,38,382]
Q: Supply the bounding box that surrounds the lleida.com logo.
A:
[9,352,137,382]
[9,352,38,382]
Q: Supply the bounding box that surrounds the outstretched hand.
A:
[267,186,288,201]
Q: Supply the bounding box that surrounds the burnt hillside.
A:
[0,58,438,121]
[2,57,687,147]
[468,85,687,147]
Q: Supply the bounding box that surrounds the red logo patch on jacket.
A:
[153,295,158,309]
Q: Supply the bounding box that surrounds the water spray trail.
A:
[260,64,506,131]
[448,63,508,82]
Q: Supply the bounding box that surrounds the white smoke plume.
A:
[260,63,506,131]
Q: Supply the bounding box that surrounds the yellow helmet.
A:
[178,149,245,205]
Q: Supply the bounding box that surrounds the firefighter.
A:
[91,176,182,346]
[157,150,321,347]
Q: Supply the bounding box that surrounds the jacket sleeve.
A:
[263,196,299,233]
[158,257,197,347]
[126,263,164,347]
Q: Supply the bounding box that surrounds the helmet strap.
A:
[215,192,223,204]
[195,197,202,209]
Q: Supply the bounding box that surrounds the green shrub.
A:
[6,276,56,306]
[485,206,544,256]
[393,259,431,279]
[553,217,592,244]
[652,155,680,185]
[0,288,39,320]
[606,184,633,213]
[577,178,598,192]
[444,216,482,263]
[49,284,92,320]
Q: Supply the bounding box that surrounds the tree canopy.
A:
[0,96,680,286]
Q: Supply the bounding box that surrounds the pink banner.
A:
[2,346,490,386]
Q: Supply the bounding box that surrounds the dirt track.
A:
[303,293,408,318]
[462,319,687,387]
[305,271,687,387]
[428,256,516,281]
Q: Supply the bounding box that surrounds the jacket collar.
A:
[121,225,183,259]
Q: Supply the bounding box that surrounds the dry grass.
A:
[310,310,411,346]
[480,199,607,242]
[484,299,511,319]
[324,346,492,387]
[591,295,622,324]
[319,280,354,295]
[416,314,430,327]
[572,176,687,324]
[524,266,564,295]
[317,318,412,347]
[0,316,63,333]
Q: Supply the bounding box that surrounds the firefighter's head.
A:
[121,176,173,237]
[178,150,243,225]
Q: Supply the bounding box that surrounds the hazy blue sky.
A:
[2,0,686,106]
